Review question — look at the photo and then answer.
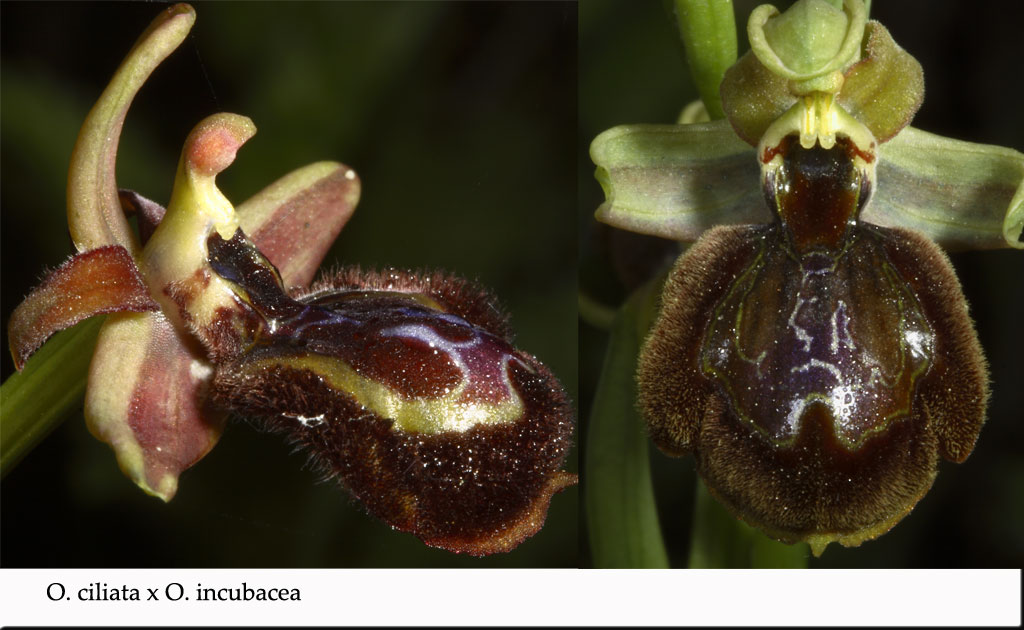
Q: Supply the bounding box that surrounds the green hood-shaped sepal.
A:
[721,0,923,148]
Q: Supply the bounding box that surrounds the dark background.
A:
[580,0,1024,567]
[1,1,576,568]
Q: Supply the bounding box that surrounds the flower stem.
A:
[671,0,737,120]
[0,317,103,478]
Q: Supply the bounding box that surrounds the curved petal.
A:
[868,126,1024,250]
[591,121,765,241]
[67,3,195,255]
[237,161,361,288]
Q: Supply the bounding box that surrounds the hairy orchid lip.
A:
[636,105,989,556]
[5,2,575,564]
[203,230,576,554]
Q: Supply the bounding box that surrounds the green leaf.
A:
[585,277,669,568]
[1,317,104,478]
[868,126,1024,250]
[591,120,764,241]
[672,0,737,120]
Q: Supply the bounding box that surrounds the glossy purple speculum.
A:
[700,135,935,448]
[280,291,523,404]
[207,231,523,411]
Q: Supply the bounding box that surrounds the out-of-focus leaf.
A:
[67,3,195,256]
[591,120,764,241]
[7,246,157,369]
[586,276,669,568]
[237,161,361,288]
[868,126,1024,250]
[0,317,105,478]
[85,310,224,501]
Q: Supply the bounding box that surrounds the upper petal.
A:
[237,162,361,289]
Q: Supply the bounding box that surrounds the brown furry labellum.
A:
[637,133,989,556]
[205,231,576,555]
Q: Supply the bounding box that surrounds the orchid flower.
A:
[585,0,1022,565]
[3,4,575,557]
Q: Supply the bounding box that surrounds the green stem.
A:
[672,0,738,120]
[585,276,669,568]
[688,477,810,568]
[0,316,103,478]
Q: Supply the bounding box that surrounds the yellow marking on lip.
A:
[241,353,525,434]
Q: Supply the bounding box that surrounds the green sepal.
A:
[868,126,1024,250]
[591,120,764,241]
[67,4,195,256]
[591,120,1022,250]
[747,0,865,94]
[722,0,921,148]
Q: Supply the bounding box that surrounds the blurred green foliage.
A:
[1,1,576,568]
[579,0,1024,568]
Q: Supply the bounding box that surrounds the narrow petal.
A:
[868,126,1024,250]
[590,121,765,241]
[67,3,195,255]
[85,310,224,501]
[719,50,793,146]
[237,162,361,288]
[8,246,158,369]
[838,21,924,144]
[118,189,167,246]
